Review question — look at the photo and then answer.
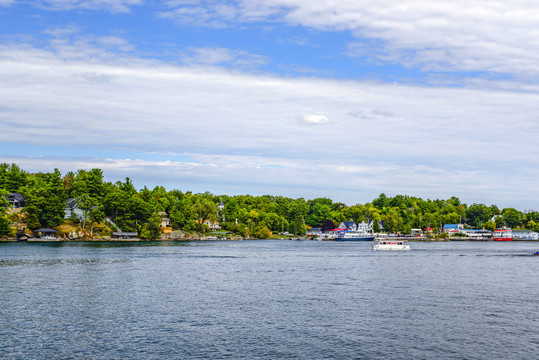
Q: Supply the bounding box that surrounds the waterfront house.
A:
[443,224,463,234]
[204,219,221,231]
[337,220,381,232]
[158,212,172,234]
[339,221,358,231]
[307,227,322,237]
[158,212,172,228]
[512,230,539,240]
[64,198,83,220]
[6,192,25,208]
[368,220,384,231]
[460,229,492,238]
[357,221,370,232]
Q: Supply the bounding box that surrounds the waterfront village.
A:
[3,191,538,242]
[2,165,539,242]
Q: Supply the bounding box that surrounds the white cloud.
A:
[43,25,80,38]
[301,114,329,125]
[35,0,143,12]
[160,1,539,79]
[97,36,134,52]
[158,1,241,27]
[2,43,539,208]
[180,47,268,68]
[0,0,15,6]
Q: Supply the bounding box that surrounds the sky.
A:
[1,0,539,210]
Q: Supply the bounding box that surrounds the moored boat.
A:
[371,239,411,251]
[493,229,512,241]
[334,230,374,241]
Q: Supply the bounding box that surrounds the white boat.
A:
[371,239,411,251]
[334,230,375,241]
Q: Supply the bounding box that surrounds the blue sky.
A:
[1,0,539,209]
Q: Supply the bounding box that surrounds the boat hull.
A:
[334,236,375,241]
[372,240,411,251]
[493,229,512,241]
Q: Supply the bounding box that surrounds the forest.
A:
[1,163,538,239]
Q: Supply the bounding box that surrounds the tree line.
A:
[1,163,538,239]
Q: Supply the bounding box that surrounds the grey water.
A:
[1,240,538,359]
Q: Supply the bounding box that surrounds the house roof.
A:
[35,228,58,233]
[443,224,459,229]
[65,198,80,210]
[7,192,25,201]
[340,221,356,228]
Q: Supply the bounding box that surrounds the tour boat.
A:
[334,230,375,241]
[371,239,411,251]
[493,229,512,241]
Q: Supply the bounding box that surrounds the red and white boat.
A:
[493,229,512,241]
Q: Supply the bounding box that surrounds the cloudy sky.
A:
[1,0,539,209]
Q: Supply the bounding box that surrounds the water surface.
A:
[1,240,538,359]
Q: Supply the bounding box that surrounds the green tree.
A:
[0,189,10,236]
[253,225,272,239]
[192,198,217,233]
[23,169,66,229]
[383,208,403,234]
[87,168,105,200]
[293,214,307,236]
[307,202,332,227]
[89,206,105,236]
[140,213,162,240]
[372,193,389,209]
[502,208,522,229]
[0,163,28,192]
[78,194,97,230]
[465,203,493,228]
[484,220,496,232]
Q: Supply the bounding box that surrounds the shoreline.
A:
[1,237,538,243]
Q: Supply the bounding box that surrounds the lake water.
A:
[1,240,538,359]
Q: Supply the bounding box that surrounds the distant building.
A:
[112,232,138,239]
[218,200,225,221]
[65,198,83,220]
[368,220,384,231]
[357,221,370,232]
[6,192,25,208]
[443,224,463,234]
[460,229,491,238]
[158,211,172,234]
[158,212,172,228]
[512,230,539,240]
[204,220,221,231]
[337,220,382,232]
[35,228,58,239]
[339,221,357,231]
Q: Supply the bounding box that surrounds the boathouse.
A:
[112,232,138,240]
